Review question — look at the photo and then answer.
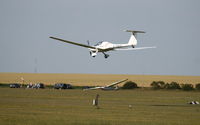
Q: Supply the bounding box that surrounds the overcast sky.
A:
[0,0,200,76]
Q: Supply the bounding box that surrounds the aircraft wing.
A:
[114,46,156,51]
[106,79,128,87]
[83,86,103,90]
[50,37,96,49]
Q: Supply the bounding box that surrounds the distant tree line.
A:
[1,81,200,91]
[150,81,200,91]
[122,81,200,91]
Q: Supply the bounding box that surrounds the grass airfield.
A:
[0,88,200,125]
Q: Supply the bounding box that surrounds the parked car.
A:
[32,83,45,89]
[10,83,21,88]
[26,83,33,88]
[54,83,72,89]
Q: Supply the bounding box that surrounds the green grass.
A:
[0,88,200,125]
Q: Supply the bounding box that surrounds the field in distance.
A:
[0,73,200,87]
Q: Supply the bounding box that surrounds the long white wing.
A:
[83,86,104,90]
[50,37,96,49]
[83,79,128,90]
[106,79,128,87]
[115,46,156,51]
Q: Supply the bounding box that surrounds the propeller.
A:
[87,40,90,46]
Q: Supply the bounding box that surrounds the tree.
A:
[164,82,181,89]
[122,81,138,89]
[195,83,200,90]
[150,81,165,89]
[181,84,194,91]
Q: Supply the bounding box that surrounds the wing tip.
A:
[49,36,55,39]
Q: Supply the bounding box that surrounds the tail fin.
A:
[125,30,145,46]
[128,34,137,45]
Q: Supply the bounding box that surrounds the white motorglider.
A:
[50,30,156,58]
[83,79,128,91]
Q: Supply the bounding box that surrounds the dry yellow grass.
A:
[0,73,200,87]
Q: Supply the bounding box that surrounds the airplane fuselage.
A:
[95,41,134,51]
[89,41,134,57]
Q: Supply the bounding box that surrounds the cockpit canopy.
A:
[95,41,104,46]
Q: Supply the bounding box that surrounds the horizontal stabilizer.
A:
[125,30,146,34]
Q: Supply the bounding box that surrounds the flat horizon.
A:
[1,72,200,87]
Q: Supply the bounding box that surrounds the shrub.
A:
[195,83,200,90]
[150,81,165,89]
[122,81,138,89]
[164,82,181,89]
[181,84,194,91]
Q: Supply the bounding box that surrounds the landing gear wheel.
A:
[103,52,109,58]
[104,54,109,58]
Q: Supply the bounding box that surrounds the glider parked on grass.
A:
[83,79,128,91]
[50,30,156,58]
